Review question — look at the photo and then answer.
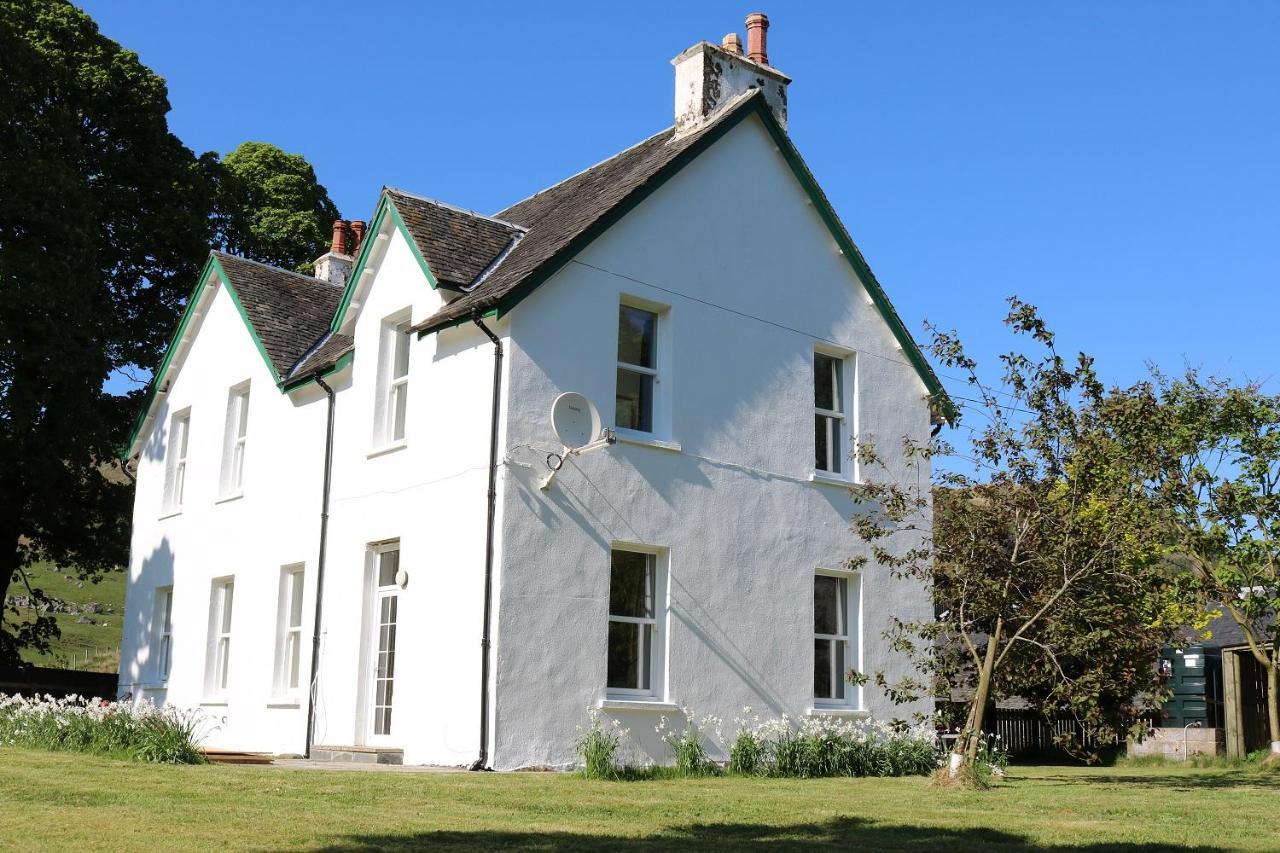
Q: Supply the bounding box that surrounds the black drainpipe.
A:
[304,374,337,759]
[471,310,502,771]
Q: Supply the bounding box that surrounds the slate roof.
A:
[410,90,763,334]
[288,333,354,382]
[386,189,524,290]
[213,252,343,379]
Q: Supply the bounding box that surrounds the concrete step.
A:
[310,744,404,765]
[202,749,273,765]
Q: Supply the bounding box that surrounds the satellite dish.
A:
[551,392,600,450]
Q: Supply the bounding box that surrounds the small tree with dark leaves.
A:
[851,299,1196,776]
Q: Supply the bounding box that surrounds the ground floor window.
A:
[206,578,235,696]
[607,548,665,698]
[371,547,400,737]
[274,565,305,696]
[154,586,173,682]
[814,573,858,704]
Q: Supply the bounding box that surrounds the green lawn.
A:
[0,750,1276,851]
[14,562,125,671]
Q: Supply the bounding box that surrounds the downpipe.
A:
[304,374,337,759]
[470,311,502,771]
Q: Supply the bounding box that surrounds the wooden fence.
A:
[941,703,1127,759]
[0,665,118,700]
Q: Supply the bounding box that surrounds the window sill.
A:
[806,706,870,719]
[157,509,183,521]
[215,492,244,505]
[199,699,229,707]
[266,700,301,709]
[367,441,407,459]
[809,471,858,488]
[614,431,681,453]
[599,698,680,714]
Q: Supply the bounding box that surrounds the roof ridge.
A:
[383,187,526,232]
[212,250,343,290]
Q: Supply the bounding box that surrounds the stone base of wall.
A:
[1127,727,1223,759]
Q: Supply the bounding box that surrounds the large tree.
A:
[851,300,1196,777]
[213,141,340,273]
[1120,371,1280,759]
[0,0,215,663]
[1,3,342,665]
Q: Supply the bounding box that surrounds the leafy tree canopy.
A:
[213,141,340,273]
[0,1,339,664]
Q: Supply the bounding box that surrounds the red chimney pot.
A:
[745,12,769,65]
[330,220,349,255]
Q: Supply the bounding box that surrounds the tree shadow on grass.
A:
[320,815,1228,852]
[1032,769,1280,791]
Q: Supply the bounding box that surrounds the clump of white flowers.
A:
[575,703,939,779]
[0,693,207,764]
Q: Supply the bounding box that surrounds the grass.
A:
[1,750,1278,851]
[13,562,124,671]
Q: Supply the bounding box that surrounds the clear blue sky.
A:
[82,1,1279,402]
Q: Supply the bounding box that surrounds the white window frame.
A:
[614,297,671,440]
[813,569,862,709]
[154,586,173,683]
[273,565,306,698]
[605,544,668,701]
[814,349,857,481]
[205,577,235,698]
[219,381,250,497]
[162,409,191,514]
[373,311,412,450]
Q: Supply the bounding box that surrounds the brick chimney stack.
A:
[315,218,356,286]
[672,11,789,136]
[745,13,769,65]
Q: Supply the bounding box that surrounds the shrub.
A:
[0,693,207,764]
[575,709,626,779]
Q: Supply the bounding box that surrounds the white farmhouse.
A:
[118,16,951,769]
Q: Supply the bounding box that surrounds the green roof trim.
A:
[329,191,441,334]
[417,95,954,423]
[280,346,354,392]
[123,254,308,458]
[752,105,957,424]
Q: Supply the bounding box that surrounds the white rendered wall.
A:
[490,113,934,769]
[309,225,499,766]
[119,276,328,754]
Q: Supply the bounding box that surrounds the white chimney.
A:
[672,12,789,137]
[314,219,356,286]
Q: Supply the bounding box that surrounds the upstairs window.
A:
[205,578,235,697]
[616,305,658,433]
[606,548,664,698]
[374,313,411,447]
[162,410,191,513]
[814,352,847,475]
[155,587,173,682]
[220,382,250,496]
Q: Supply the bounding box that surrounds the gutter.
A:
[470,310,502,771]
[304,374,337,758]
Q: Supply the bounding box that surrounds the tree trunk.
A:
[951,621,1001,777]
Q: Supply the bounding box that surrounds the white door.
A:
[367,547,401,744]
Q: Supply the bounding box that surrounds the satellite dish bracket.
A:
[539,428,616,491]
